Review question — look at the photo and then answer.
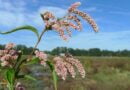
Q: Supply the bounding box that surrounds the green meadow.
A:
[1,56,128,90]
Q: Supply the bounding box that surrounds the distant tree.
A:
[120,50,130,56]
[0,44,5,49]
[88,48,101,56]
[0,44,130,56]
[49,47,130,56]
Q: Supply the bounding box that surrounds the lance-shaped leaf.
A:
[0,25,39,38]
[47,61,58,90]
[24,75,37,81]
[5,69,15,85]
[24,57,40,65]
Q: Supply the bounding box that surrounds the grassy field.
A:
[1,56,130,90]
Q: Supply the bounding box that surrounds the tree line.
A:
[45,47,130,57]
[0,44,130,56]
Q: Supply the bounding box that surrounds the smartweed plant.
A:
[0,2,98,90]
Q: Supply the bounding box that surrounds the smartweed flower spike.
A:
[41,2,98,40]
[68,2,98,32]
[15,82,26,90]
[65,55,85,78]
[53,57,68,80]
[0,43,19,67]
[53,54,85,80]
[5,43,15,50]
[69,2,81,9]
[35,50,48,66]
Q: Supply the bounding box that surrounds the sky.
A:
[0,0,130,51]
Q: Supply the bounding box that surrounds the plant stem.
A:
[8,84,14,90]
[27,28,47,60]
[32,29,46,53]
[47,61,58,90]
[52,70,58,90]
[30,14,49,56]
[31,28,47,55]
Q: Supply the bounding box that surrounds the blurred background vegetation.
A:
[1,44,130,56]
[0,44,130,90]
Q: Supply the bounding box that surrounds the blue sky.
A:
[0,0,130,51]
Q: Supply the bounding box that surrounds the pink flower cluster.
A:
[65,56,85,78]
[5,43,15,50]
[69,2,81,9]
[35,50,47,66]
[68,2,98,32]
[0,43,18,67]
[53,54,85,80]
[53,57,67,80]
[15,82,25,90]
[41,2,98,40]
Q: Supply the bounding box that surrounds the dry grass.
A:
[1,56,130,90]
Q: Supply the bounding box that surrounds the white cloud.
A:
[83,7,102,13]
[37,30,130,50]
[0,0,67,28]
[38,6,67,17]
[68,31,130,49]
[84,7,97,12]
[0,0,26,12]
[0,0,43,27]
[0,11,25,27]
[109,11,130,16]
[0,0,129,51]
[0,0,28,27]
[1,29,130,51]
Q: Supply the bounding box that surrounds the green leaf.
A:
[5,69,15,85]
[46,61,54,71]
[25,57,40,65]
[47,61,58,90]
[24,75,37,81]
[13,52,22,69]
[0,63,1,68]
[52,70,58,90]
[16,51,23,62]
[0,68,2,72]
[0,25,39,38]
